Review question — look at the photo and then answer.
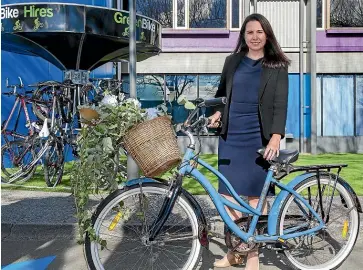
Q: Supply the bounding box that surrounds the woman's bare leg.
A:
[214,194,244,267]
[245,196,268,270]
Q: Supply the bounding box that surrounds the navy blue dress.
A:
[218,56,270,197]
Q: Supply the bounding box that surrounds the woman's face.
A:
[244,20,267,53]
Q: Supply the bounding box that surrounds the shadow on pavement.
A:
[1,195,103,269]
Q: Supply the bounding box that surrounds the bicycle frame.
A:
[177,147,325,244]
[2,95,34,140]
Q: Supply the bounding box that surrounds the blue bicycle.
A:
[85,98,362,270]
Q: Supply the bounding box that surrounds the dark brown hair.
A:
[234,13,290,69]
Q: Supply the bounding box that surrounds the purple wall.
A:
[161,29,240,52]
[316,30,363,52]
[161,29,363,53]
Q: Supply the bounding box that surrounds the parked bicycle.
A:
[2,76,126,187]
[84,97,361,270]
[1,77,42,183]
[1,78,65,186]
[84,77,124,105]
[1,77,40,140]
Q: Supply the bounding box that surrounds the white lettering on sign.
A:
[1,7,20,19]
[141,18,155,32]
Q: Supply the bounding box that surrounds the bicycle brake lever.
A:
[18,77,24,88]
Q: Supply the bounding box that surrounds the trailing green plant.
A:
[71,92,191,246]
[71,96,148,245]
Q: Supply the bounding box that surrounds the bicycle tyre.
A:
[44,137,65,187]
[84,182,202,270]
[276,174,360,270]
[1,140,37,183]
[32,84,72,124]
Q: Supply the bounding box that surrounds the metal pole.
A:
[299,0,305,153]
[310,0,317,154]
[127,0,139,180]
[253,0,258,13]
[116,1,122,81]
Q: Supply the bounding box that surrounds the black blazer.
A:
[215,52,289,141]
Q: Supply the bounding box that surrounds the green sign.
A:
[1,3,161,46]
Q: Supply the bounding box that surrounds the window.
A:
[136,0,173,28]
[357,76,363,135]
[189,0,227,28]
[122,75,165,108]
[317,0,323,28]
[317,75,322,136]
[328,0,363,28]
[175,0,187,28]
[317,75,356,136]
[230,0,242,29]
[122,74,221,125]
[165,75,198,101]
[198,75,220,99]
[165,75,197,123]
[198,75,221,131]
[137,0,242,29]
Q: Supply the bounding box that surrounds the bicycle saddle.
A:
[257,148,299,164]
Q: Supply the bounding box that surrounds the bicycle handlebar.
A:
[184,97,227,127]
[198,97,227,108]
[6,77,24,94]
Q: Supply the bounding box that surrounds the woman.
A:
[208,13,290,269]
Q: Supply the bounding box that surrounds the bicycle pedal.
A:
[277,238,295,249]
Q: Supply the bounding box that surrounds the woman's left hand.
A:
[263,134,281,160]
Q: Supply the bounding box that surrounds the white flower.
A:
[118,93,125,102]
[101,95,118,106]
[125,98,141,108]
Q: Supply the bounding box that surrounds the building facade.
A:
[120,0,363,153]
[1,0,362,153]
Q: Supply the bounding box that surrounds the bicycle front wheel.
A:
[43,137,64,187]
[85,183,202,270]
[277,174,360,270]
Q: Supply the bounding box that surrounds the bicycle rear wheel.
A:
[32,84,72,124]
[1,139,37,183]
[277,174,360,270]
[84,183,202,270]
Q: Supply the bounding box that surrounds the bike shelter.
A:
[1,2,162,82]
[1,2,162,164]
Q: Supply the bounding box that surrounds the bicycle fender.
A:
[267,173,315,236]
[121,177,158,188]
[120,178,210,248]
[181,188,210,249]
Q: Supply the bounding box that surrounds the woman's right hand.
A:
[208,111,222,128]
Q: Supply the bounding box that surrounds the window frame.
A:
[173,0,189,29]
[172,0,236,29]
[316,0,326,29]
[317,73,363,137]
[229,0,243,31]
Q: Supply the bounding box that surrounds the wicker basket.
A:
[123,116,181,177]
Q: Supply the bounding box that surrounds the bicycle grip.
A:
[203,97,227,107]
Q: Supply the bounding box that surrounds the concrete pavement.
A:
[1,190,363,269]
